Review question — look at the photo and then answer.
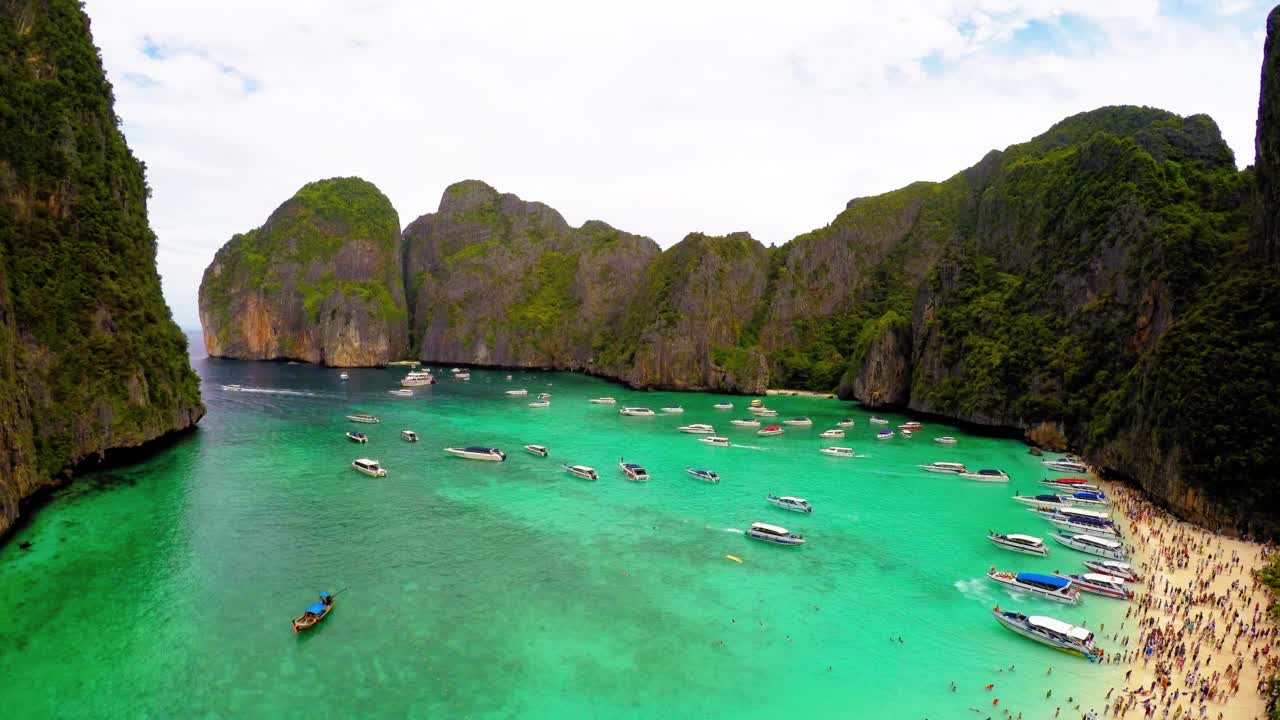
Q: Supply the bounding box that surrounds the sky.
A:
[82,0,1274,328]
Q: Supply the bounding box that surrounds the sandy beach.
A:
[764,388,837,399]
[1090,476,1278,719]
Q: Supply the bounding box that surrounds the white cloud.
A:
[81,0,1271,326]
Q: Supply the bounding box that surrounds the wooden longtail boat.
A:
[292,592,334,633]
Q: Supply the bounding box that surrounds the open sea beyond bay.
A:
[0,340,1130,719]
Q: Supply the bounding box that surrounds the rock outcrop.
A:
[1255,4,1280,263]
[199,178,409,366]
[0,0,205,536]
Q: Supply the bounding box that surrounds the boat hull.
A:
[987,536,1048,556]
[746,530,805,546]
[293,603,333,633]
[444,449,505,461]
[1051,534,1127,560]
[991,610,1101,661]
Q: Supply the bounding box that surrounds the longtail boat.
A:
[292,591,334,633]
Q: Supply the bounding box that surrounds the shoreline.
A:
[1093,475,1277,719]
[764,388,837,399]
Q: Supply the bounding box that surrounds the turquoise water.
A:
[0,349,1128,718]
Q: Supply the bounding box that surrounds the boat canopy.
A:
[977,469,1005,475]
[306,602,327,614]
[1033,494,1064,502]
[877,429,892,434]
[751,522,789,535]
[1029,615,1091,641]
[780,496,807,503]
[1053,477,1089,484]
[624,463,644,470]
[1076,534,1121,548]
[1016,572,1070,589]
[1006,534,1042,544]
[1073,491,1105,500]
[692,468,714,474]
[1060,507,1110,520]
[1082,573,1124,585]
[464,446,497,453]
[355,458,378,466]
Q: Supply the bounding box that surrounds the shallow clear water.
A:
[0,346,1128,718]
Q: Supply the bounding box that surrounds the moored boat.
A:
[1042,458,1088,473]
[1040,477,1100,492]
[746,522,805,546]
[959,468,1009,482]
[900,429,913,438]
[1082,560,1140,582]
[352,458,387,477]
[869,416,889,425]
[346,431,368,443]
[619,406,656,417]
[713,401,734,410]
[528,400,551,408]
[919,461,966,474]
[339,373,349,381]
[756,425,784,437]
[506,389,529,396]
[618,458,650,481]
[400,430,418,442]
[524,444,549,457]
[684,467,720,483]
[818,428,845,439]
[986,569,1080,604]
[661,406,684,413]
[562,463,598,480]
[766,494,812,513]
[875,429,893,440]
[444,446,507,462]
[1012,493,1071,508]
[389,389,413,397]
[1065,490,1109,507]
[987,532,1049,556]
[934,436,957,445]
[818,446,854,458]
[991,608,1104,661]
[400,370,435,387]
[292,592,335,633]
[346,413,380,424]
[698,436,731,447]
[453,372,470,380]
[589,397,617,404]
[782,417,813,426]
[1053,572,1133,600]
[1051,532,1127,560]
[730,418,761,427]
[678,423,716,434]
[1042,512,1120,537]
[837,418,855,427]
[898,422,922,431]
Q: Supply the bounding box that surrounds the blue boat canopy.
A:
[1035,494,1062,501]
[624,463,643,470]
[878,429,891,434]
[1016,572,1070,589]
[306,602,327,614]
[1073,491,1105,500]
[320,592,331,598]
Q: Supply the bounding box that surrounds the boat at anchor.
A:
[991,608,1104,661]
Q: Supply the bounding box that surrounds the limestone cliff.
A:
[199,178,409,366]
[0,0,205,536]
[402,180,658,368]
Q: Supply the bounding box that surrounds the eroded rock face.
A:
[199,178,409,366]
[1254,5,1280,263]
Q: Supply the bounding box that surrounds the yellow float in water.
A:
[725,554,743,563]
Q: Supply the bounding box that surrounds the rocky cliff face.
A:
[0,0,205,536]
[1255,5,1280,263]
[402,180,658,368]
[199,178,409,366]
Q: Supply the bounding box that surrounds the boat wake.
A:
[953,577,993,601]
[222,385,318,397]
[730,444,766,451]
[721,527,745,534]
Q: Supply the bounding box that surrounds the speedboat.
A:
[919,461,967,474]
[1042,458,1088,473]
[819,446,854,458]
[746,522,805,546]
[1051,533,1127,560]
[346,413,380,424]
[389,389,413,397]
[767,494,812,513]
[450,368,460,373]
[524,444,549,457]
[346,431,368,443]
[1053,572,1133,600]
[1012,493,1072,508]
[959,468,1009,482]
[618,459,650,481]
[1065,490,1109,507]
[528,400,551,408]
[678,424,716,434]
[684,467,720,483]
[1041,512,1120,537]
[986,570,1080,605]
[755,408,778,417]
[869,416,889,425]
[987,532,1049,556]
[756,425,784,437]
[506,389,529,396]
[619,407,656,417]
[991,608,1104,661]
[444,446,507,462]
[1042,477,1100,492]
[900,429,913,438]
[400,430,418,442]
[661,406,684,413]
[818,428,845,439]
[222,384,244,391]
[837,418,855,427]
[562,463,598,480]
[782,417,812,426]
[898,422,922,431]
[453,372,471,380]
[352,458,387,477]
[1082,560,1140,582]
[537,392,552,400]
[505,375,513,381]
[729,418,760,427]
[339,373,349,381]
[934,436,957,445]
[713,402,734,410]
[589,397,617,404]
[875,429,893,440]
[699,436,731,447]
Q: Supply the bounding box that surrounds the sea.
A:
[0,335,1129,719]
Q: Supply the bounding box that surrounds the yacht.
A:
[1012,493,1072,509]
[444,446,507,462]
[713,402,734,410]
[697,436,730,447]
[991,609,1104,662]
[1043,458,1088,473]
[589,397,617,404]
[819,446,855,458]
[562,464,599,480]
[619,407,656,417]
[898,421,923,431]
[1051,533,1127,560]
[684,467,720,483]
[524,444,549,457]
[1041,477,1100,492]
[678,423,716,434]
[766,494,812,513]
[987,532,1049,556]
[1053,572,1133,600]
[745,522,805,546]
[934,436,957,445]
[400,370,436,387]
[661,406,684,413]
[730,418,761,427]
[875,429,893,440]
[1082,560,1140,582]
[351,458,387,477]
[869,416,889,425]
[919,461,967,474]
[986,570,1080,605]
[389,389,413,397]
[837,418,855,427]
[346,431,368,443]
[506,389,529,396]
[782,417,813,426]
[1042,512,1120,537]
[618,459,650,481]
[818,428,845,439]
[959,468,1009,482]
[528,400,551,408]
[346,413,380,424]
[339,373,349,381]
[756,425,784,437]
[400,430,418,443]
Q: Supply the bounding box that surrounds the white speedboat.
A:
[444,446,507,462]
[782,417,812,426]
[1051,533,1127,560]
[1043,458,1088,473]
[589,397,617,404]
[346,431,368,443]
[1053,572,1132,600]
[959,468,1009,482]
[528,400,550,408]
[506,389,529,396]
[747,406,774,415]
[869,416,889,425]
[919,461,967,474]
[352,458,386,477]
[986,570,1080,605]
[389,389,413,397]
[619,407,656,417]
[678,424,716,434]
[450,368,460,373]
[1033,506,1111,522]
[563,463,598,480]
[346,413,380,424]
[537,392,551,400]
[661,406,684,413]
[1042,512,1120,537]
[899,429,913,438]
[756,425,784,437]
[453,372,471,380]
[934,436,957,445]
[698,436,731,447]
[755,408,778,417]
[619,459,650,481]
[746,522,805,546]
[987,532,1048,556]
[684,467,720,483]
[818,428,845,439]
[524,444,548,457]
[991,609,1104,662]
[1041,477,1100,492]
[729,418,760,427]
[766,494,812,513]
[1012,493,1072,508]
[819,446,854,458]
[713,402,734,410]
[400,430,418,442]
[837,418,855,427]
[1081,560,1140,582]
[339,373,349,381]
[898,422,922,431]
[875,429,893,440]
